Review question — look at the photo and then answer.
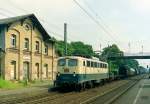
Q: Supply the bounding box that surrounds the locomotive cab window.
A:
[58,59,66,66]
[68,59,77,66]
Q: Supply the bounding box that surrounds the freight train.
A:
[118,66,136,78]
[54,56,137,91]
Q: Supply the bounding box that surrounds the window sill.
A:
[44,55,52,58]
[34,51,41,56]
[23,50,31,54]
[6,48,19,53]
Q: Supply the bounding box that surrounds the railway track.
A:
[0,90,55,104]
[83,74,147,104]
[0,75,145,104]
[28,75,145,104]
[22,79,130,104]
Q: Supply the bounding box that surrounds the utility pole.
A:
[64,23,67,56]
[100,43,102,52]
[128,42,131,53]
[107,41,110,47]
[141,45,143,55]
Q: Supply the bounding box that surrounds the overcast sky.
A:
[1,0,150,67]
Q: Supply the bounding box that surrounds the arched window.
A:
[11,34,16,48]
[24,24,30,31]
[44,45,48,55]
[24,38,29,50]
[35,41,40,52]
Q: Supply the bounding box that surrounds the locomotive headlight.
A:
[73,72,76,77]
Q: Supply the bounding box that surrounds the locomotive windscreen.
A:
[58,58,78,67]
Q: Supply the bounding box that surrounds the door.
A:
[35,63,40,79]
[43,64,48,79]
[23,62,29,80]
[10,61,16,80]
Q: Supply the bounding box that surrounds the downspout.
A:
[52,42,54,80]
[30,25,33,81]
[18,26,20,80]
[40,39,43,81]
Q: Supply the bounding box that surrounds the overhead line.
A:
[73,0,118,43]
[83,1,120,39]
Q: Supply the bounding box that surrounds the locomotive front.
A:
[54,57,79,87]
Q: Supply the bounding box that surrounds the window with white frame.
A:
[11,34,16,48]
[35,41,39,52]
[24,38,29,50]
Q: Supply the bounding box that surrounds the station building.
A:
[0,14,57,81]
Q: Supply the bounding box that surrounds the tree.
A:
[123,59,139,69]
[101,44,124,74]
[101,44,139,74]
[55,41,94,58]
[71,42,94,58]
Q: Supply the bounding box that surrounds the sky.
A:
[0,0,150,67]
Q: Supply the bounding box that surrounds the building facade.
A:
[0,14,56,81]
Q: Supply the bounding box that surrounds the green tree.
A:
[101,44,124,74]
[101,44,139,74]
[55,41,94,58]
[123,59,139,69]
[71,42,94,58]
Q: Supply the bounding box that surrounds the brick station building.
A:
[0,14,57,81]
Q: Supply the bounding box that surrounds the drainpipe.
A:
[52,42,54,80]
[40,39,43,81]
[18,28,20,81]
[30,25,33,81]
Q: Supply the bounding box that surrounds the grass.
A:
[0,78,53,90]
[0,78,24,89]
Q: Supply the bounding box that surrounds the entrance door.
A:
[35,63,40,79]
[23,62,29,80]
[10,61,16,80]
[43,64,48,79]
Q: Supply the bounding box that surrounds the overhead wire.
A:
[73,0,118,43]
[83,0,121,40]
